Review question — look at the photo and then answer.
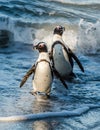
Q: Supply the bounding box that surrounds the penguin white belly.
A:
[33,61,52,95]
[53,45,72,77]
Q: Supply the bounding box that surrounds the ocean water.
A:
[0,0,100,130]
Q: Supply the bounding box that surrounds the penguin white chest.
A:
[33,54,52,94]
[53,44,72,76]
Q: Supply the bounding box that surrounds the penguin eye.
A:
[56,26,63,31]
[39,44,42,48]
[59,26,62,29]
[39,43,44,48]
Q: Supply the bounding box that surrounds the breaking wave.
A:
[0,16,100,55]
[76,19,100,54]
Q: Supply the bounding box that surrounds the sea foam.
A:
[0,104,99,122]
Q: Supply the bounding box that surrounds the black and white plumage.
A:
[20,42,68,99]
[49,25,84,80]
[20,42,53,99]
[32,42,53,97]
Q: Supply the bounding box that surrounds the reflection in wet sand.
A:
[32,99,54,130]
[32,99,52,113]
[33,120,52,130]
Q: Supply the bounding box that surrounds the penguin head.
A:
[53,25,65,36]
[33,42,48,53]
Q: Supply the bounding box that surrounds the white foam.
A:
[49,0,100,5]
[0,104,99,122]
[63,29,77,51]
[0,17,33,44]
[32,20,100,55]
[1,16,100,55]
[76,19,100,54]
[34,26,77,52]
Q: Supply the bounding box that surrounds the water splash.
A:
[0,16,100,55]
[76,19,100,54]
[0,16,33,44]
[50,0,100,5]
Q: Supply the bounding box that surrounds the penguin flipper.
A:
[20,64,36,88]
[52,66,68,89]
[50,41,84,72]
[68,48,84,72]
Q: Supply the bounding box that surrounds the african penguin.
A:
[49,25,84,80]
[20,42,53,100]
[32,42,53,99]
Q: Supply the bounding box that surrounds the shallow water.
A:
[0,0,100,130]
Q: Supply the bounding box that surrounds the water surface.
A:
[0,0,100,130]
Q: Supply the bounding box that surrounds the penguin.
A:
[19,42,68,100]
[20,42,53,99]
[49,25,84,80]
[32,42,53,98]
